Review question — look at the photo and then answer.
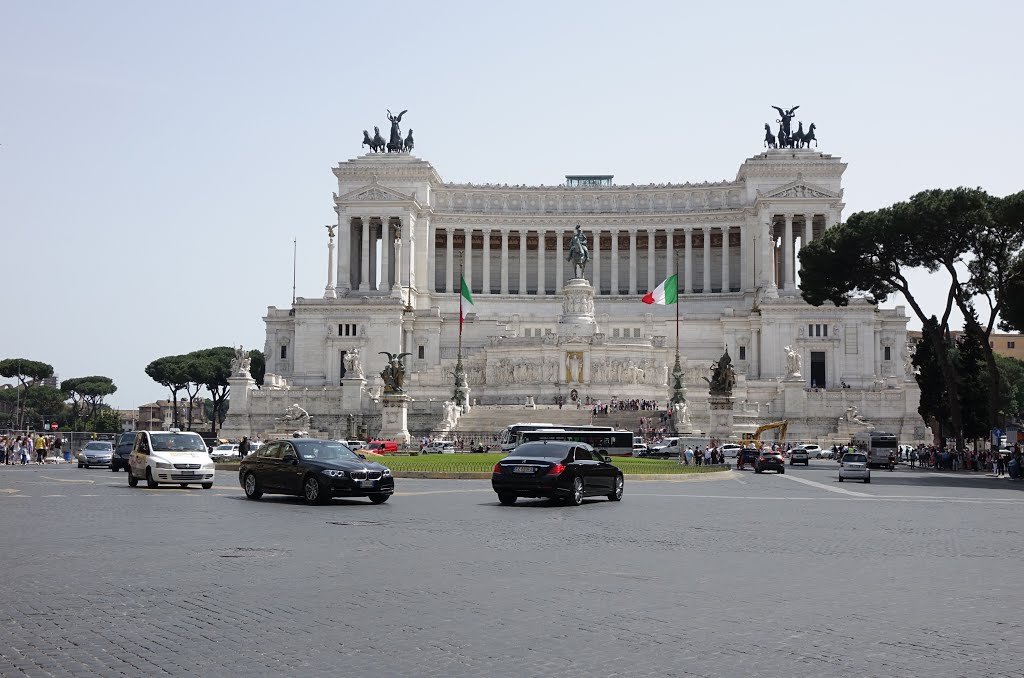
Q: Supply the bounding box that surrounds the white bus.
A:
[851,431,899,468]
[515,429,634,457]
[498,423,615,451]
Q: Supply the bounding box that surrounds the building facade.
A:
[251,146,924,442]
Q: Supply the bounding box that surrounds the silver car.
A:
[78,441,113,468]
[839,452,871,483]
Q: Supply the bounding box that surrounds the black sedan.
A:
[755,449,786,474]
[492,441,624,506]
[238,439,394,505]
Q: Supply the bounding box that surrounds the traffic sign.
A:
[51,422,58,431]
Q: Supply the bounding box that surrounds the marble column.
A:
[482,229,491,294]
[324,230,336,299]
[464,227,473,292]
[760,216,776,292]
[500,229,509,294]
[368,222,378,290]
[592,228,601,292]
[628,228,638,295]
[445,226,454,293]
[380,220,390,291]
[647,228,656,293]
[721,225,730,293]
[752,327,761,378]
[555,228,564,289]
[518,229,527,294]
[337,212,351,293]
[665,228,675,278]
[610,229,619,295]
[804,213,814,248]
[783,214,794,291]
[426,221,436,293]
[535,228,545,295]
[702,226,711,294]
[683,227,693,294]
[359,217,371,292]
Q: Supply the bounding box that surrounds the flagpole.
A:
[454,251,466,406]
[670,249,687,425]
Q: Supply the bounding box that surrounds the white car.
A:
[423,441,456,454]
[719,444,742,458]
[799,444,824,459]
[128,430,216,489]
[838,452,871,483]
[211,443,241,461]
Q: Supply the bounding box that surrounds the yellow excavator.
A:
[741,420,790,447]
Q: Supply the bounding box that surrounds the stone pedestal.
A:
[557,279,598,338]
[707,395,735,441]
[378,392,411,444]
[782,378,806,417]
[219,372,256,440]
[455,385,471,411]
[340,377,367,412]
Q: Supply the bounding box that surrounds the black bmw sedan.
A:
[491,441,624,506]
[238,438,394,505]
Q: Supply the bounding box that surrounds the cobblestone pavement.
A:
[1,461,1023,677]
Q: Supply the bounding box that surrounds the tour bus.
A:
[514,428,634,457]
[851,430,899,468]
[498,422,615,451]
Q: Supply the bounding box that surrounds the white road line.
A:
[777,472,873,497]
[39,475,93,484]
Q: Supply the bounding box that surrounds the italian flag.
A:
[460,275,474,332]
[642,274,678,305]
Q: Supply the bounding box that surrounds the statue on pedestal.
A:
[704,350,736,397]
[784,345,802,378]
[566,224,590,279]
[279,403,311,428]
[231,345,252,376]
[379,351,411,393]
[343,348,364,379]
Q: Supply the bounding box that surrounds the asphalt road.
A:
[1,461,1022,677]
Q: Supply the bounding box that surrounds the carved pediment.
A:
[760,180,838,200]
[338,181,412,204]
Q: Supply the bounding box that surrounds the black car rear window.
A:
[512,443,570,458]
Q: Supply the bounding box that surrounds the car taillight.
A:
[547,463,565,475]
[492,463,503,474]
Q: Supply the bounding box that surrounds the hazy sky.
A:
[2,1,1021,409]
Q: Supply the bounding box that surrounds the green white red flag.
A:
[460,276,474,332]
[642,274,678,305]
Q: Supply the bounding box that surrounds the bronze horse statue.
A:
[362,127,386,153]
[800,122,817,148]
[791,121,806,149]
[763,123,777,149]
[403,129,414,152]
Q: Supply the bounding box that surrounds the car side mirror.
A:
[603,456,612,463]
[357,454,366,460]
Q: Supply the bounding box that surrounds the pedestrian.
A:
[239,436,251,458]
[35,434,46,464]
[20,437,30,465]
[997,453,1005,477]
[910,449,917,469]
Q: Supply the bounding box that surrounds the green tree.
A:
[954,320,990,443]
[145,356,189,428]
[249,349,265,387]
[0,358,55,429]
[61,376,117,427]
[24,386,68,431]
[994,191,1024,332]
[913,318,950,441]
[994,354,1024,423]
[186,347,234,436]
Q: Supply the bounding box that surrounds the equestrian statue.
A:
[566,224,590,279]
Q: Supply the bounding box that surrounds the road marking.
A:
[733,478,747,485]
[0,489,19,494]
[778,472,873,497]
[39,475,93,484]
[42,494,66,497]
[396,489,492,496]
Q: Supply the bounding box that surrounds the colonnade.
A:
[763,212,832,292]
[432,225,744,296]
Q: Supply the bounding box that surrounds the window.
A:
[280,345,288,360]
[418,345,425,359]
[1009,341,1016,349]
[823,325,828,337]
[339,324,358,337]
[808,324,814,338]
[884,346,891,361]
[613,328,620,338]
[572,447,593,462]
[739,346,746,361]
[634,328,641,338]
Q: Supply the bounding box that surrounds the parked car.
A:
[77,441,113,468]
[799,444,824,459]
[238,438,394,505]
[111,431,137,472]
[127,430,215,489]
[423,440,456,454]
[345,440,368,451]
[211,443,241,461]
[491,441,624,506]
[789,446,810,466]
[632,443,648,457]
[719,443,742,458]
[367,440,399,454]
[755,449,786,474]
[839,452,871,483]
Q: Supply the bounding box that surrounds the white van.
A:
[128,430,216,489]
[423,440,456,454]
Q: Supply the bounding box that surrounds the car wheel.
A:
[569,477,584,506]
[779,468,785,474]
[303,475,325,505]
[128,468,138,487]
[243,473,263,500]
[111,464,118,472]
[202,482,213,489]
[369,493,390,504]
[145,468,159,489]
[497,493,517,506]
[608,474,624,502]
[78,462,84,468]
[838,476,844,482]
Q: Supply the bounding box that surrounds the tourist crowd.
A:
[0,434,64,465]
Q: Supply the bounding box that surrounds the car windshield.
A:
[845,454,867,463]
[84,442,111,451]
[150,434,207,452]
[294,441,360,462]
[512,443,570,459]
[215,445,234,450]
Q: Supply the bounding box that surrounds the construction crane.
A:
[741,420,789,446]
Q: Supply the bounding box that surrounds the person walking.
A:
[239,436,251,458]
[35,434,47,464]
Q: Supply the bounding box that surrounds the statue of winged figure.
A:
[386,109,408,152]
[379,351,412,392]
[772,105,799,147]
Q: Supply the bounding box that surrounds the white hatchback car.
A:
[838,452,871,483]
[719,444,742,458]
[128,430,216,489]
[423,441,456,454]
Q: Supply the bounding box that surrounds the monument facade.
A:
[239,110,924,443]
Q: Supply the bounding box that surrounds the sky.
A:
[1,0,1021,409]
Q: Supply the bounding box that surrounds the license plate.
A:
[513,466,534,474]
[181,471,195,475]
[358,480,375,487]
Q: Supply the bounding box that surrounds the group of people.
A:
[0,434,63,465]
[901,444,1022,477]
[677,445,726,466]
